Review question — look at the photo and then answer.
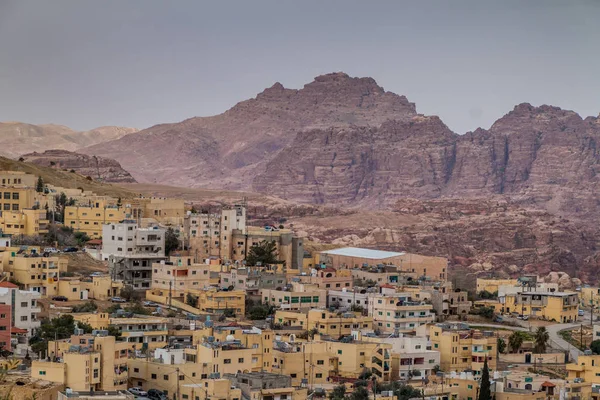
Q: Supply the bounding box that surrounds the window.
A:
[224,359,231,364]
[164,375,169,380]
[21,316,28,321]
[317,360,324,365]
[316,373,323,378]
[39,371,46,376]
[238,358,244,363]
[134,368,139,373]
[21,302,28,307]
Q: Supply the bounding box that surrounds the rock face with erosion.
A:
[21,150,136,183]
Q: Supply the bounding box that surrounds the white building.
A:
[103,221,167,289]
[0,282,41,336]
[327,288,370,310]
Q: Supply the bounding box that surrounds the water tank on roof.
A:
[226,334,235,342]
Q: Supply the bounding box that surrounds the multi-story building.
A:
[109,317,169,350]
[225,372,308,400]
[2,248,68,295]
[429,323,497,373]
[359,332,440,381]
[262,283,327,311]
[318,247,448,281]
[0,303,11,351]
[65,199,126,238]
[193,288,246,315]
[0,281,41,336]
[152,256,212,295]
[296,267,353,290]
[104,221,166,290]
[428,283,472,317]
[0,208,49,236]
[0,229,10,248]
[272,335,392,386]
[31,331,130,391]
[328,288,370,311]
[126,197,185,226]
[500,291,580,323]
[274,309,373,335]
[186,205,247,261]
[368,292,434,334]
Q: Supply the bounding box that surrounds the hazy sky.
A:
[1,1,598,134]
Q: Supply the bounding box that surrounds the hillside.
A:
[0,122,138,158]
[0,156,135,198]
[21,150,136,183]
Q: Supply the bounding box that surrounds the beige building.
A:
[274,309,373,335]
[65,199,126,238]
[430,322,497,373]
[109,317,169,350]
[2,247,68,295]
[152,256,212,295]
[0,208,49,236]
[31,332,130,391]
[368,292,434,334]
[0,171,37,187]
[262,284,327,311]
[318,247,448,281]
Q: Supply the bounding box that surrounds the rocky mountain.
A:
[20,150,136,183]
[0,122,138,158]
[82,72,417,187]
[254,102,600,221]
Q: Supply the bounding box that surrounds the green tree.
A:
[348,386,370,400]
[107,326,122,338]
[29,315,78,357]
[120,285,136,301]
[186,293,198,308]
[478,357,492,400]
[329,384,346,400]
[246,240,278,266]
[73,231,90,246]
[36,176,44,193]
[106,304,122,314]
[497,337,506,354]
[394,384,423,400]
[125,301,151,315]
[534,326,550,354]
[78,322,94,334]
[508,331,525,353]
[590,340,600,355]
[165,227,179,256]
[247,303,274,320]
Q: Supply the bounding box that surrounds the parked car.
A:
[128,388,148,397]
[52,296,68,302]
[90,272,104,277]
[143,301,159,307]
[111,297,127,303]
[63,247,78,253]
[522,315,529,321]
[147,389,167,400]
[44,247,59,254]
[579,309,585,316]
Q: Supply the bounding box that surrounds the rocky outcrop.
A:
[21,150,136,183]
[0,122,138,158]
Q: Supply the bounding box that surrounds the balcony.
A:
[567,364,585,372]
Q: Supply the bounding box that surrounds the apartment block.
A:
[220,267,287,299]
[429,323,497,373]
[127,197,185,226]
[359,332,440,381]
[65,199,126,238]
[0,208,49,236]
[368,292,434,334]
[2,248,68,295]
[580,287,600,308]
[32,332,130,391]
[274,309,373,335]
[152,256,212,294]
[109,317,169,350]
[272,335,392,386]
[500,291,579,323]
[428,283,472,317]
[0,281,41,336]
[0,171,37,187]
[0,303,11,351]
[328,288,370,311]
[104,221,166,290]
[261,286,327,311]
[476,278,519,294]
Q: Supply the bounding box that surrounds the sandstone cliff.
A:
[21,150,136,183]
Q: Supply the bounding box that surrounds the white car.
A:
[129,388,148,397]
[44,247,59,254]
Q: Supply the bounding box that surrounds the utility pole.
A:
[169,280,173,308]
[581,323,584,350]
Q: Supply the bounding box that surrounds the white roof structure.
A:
[320,247,406,259]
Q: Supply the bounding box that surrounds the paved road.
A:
[470,322,583,362]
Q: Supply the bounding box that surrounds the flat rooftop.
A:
[320,247,406,259]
